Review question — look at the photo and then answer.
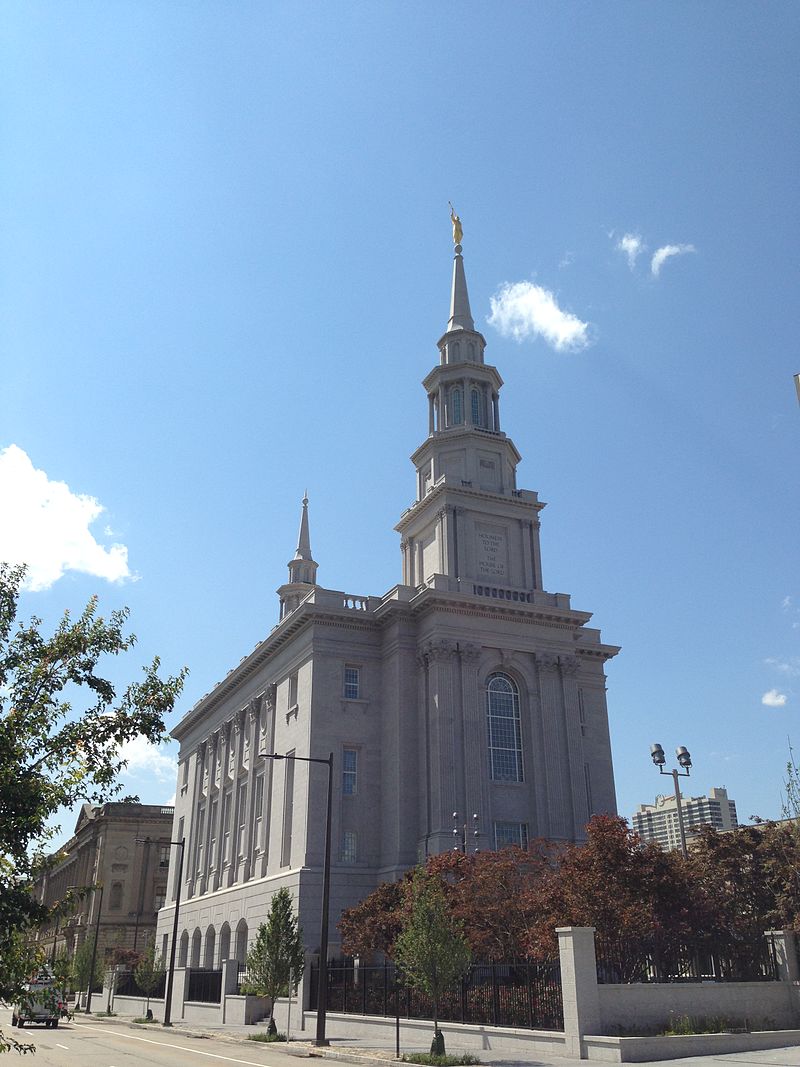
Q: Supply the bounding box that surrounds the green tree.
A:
[0,563,186,1049]
[134,940,165,1016]
[393,868,472,1056]
[243,887,305,1035]
[73,938,104,997]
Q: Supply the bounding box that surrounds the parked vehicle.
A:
[11,970,64,1029]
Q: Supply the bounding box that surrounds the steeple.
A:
[395,214,547,594]
[293,492,313,564]
[447,243,475,333]
[278,494,318,619]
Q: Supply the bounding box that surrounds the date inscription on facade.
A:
[477,527,507,578]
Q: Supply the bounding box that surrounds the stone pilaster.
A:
[560,654,589,837]
[186,740,206,898]
[197,733,218,894]
[211,722,231,890]
[536,654,572,840]
[420,638,458,854]
[259,685,276,877]
[241,700,260,881]
[459,643,488,851]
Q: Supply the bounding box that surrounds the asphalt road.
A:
[1,1011,305,1067]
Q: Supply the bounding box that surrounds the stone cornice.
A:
[395,480,544,534]
[409,427,523,471]
[422,360,503,393]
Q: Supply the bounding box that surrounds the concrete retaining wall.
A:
[598,980,795,1031]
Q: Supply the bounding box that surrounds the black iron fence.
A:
[309,960,563,1032]
[115,970,167,999]
[595,935,779,984]
[186,968,223,1003]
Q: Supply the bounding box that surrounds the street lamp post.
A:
[162,837,185,1027]
[650,743,693,858]
[261,750,333,1047]
[84,884,105,1014]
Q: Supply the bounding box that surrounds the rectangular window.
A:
[158,844,170,869]
[578,689,586,736]
[181,759,189,791]
[493,821,528,850]
[343,666,360,700]
[154,886,166,911]
[342,748,358,795]
[253,774,265,853]
[341,830,357,864]
[222,789,232,863]
[584,764,593,815]
[194,806,205,874]
[236,782,248,859]
[208,797,218,868]
[288,672,298,710]
[281,751,295,867]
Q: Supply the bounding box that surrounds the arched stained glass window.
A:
[486,673,523,782]
[471,388,483,427]
[451,387,463,425]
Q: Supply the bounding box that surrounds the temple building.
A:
[157,227,619,966]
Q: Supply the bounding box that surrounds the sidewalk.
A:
[75,1013,800,1067]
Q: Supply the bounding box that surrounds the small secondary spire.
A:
[294,494,313,561]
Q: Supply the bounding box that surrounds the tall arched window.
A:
[486,673,523,782]
[471,388,483,427]
[450,387,463,425]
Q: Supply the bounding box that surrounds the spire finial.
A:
[449,202,463,249]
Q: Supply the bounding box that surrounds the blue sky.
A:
[1,2,798,844]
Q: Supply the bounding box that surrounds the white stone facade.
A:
[157,236,620,964]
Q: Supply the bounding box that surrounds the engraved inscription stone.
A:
[476,527,507,578]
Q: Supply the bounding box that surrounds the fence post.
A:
[170,967,188,1022]
[557,927,601,1060]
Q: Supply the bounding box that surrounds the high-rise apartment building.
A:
[632,786,738,850]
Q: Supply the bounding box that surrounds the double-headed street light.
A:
[650,742,692,858]
[261,750,333,1048]
[452,812,480,854]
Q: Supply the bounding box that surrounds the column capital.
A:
[560,654,581,676]
[536,652,560,673]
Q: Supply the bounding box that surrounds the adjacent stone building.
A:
[35,802,175,963]
[157,232,619,967]
[632,786,738,851]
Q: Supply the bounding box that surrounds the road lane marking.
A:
[80,1026,289,1066]
[56,1043,69,1049]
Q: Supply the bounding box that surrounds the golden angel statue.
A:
[449,202,463,246]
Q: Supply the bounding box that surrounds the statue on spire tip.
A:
[449,202,463,247]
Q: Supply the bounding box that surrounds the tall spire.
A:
[294,492,313,561]
[278,494,318,620]
[446,205,474,333]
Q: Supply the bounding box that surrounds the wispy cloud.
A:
[765,657,800,677]
[762,689,788,708]
[616,233,645,269]
[782,596,792,610]
[0,444,131,591]
[651,243,696,277]
[487,281,590,352]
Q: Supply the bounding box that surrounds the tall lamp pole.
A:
[162,837,185,1027]
[84,884,105,1014]
[650,743,693,858]
[261,750,333,1047]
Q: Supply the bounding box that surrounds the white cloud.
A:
[782,596,792,610]
[487,281,590,352]
[0,445,131,591]
[118,735,178,783]
[762,689,788,708]
[651,243,696,277]
[616,233,645,269]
